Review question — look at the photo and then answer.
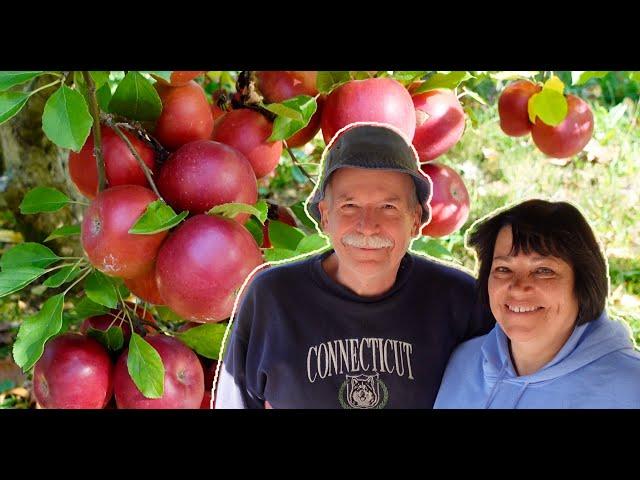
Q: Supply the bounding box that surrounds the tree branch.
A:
[106,120,164,200]
[285,143,316,186]
[82,72,106,192]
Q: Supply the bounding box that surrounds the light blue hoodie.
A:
[435,313,640,408]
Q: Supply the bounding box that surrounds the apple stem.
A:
[107,122,164,201]
[118,291,146,337]
[82,72,107,193]
[285,143,316,186]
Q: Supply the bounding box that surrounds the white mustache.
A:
[342,233,394,249]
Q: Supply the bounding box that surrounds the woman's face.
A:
[488,225,579,344]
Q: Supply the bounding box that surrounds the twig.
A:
[82,72,106,192]
[285,143,316,185]
[108,122,164,200]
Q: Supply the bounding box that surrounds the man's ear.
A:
[318,199,329,231]
[411,204,423,237]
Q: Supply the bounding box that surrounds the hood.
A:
[481,312,636,407]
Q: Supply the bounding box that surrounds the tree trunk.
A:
[0,74,84,256]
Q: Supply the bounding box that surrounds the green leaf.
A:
[0,267,46,298]
[153,306,184,323]
[268,95,317,142]
[571,71,608,86]
[146,71,173,83]
[527,88,568,126]
[264,103,303,121]
[268,220,305,251]
[245,217,264,246]
[96,83,112,112]
[0,71,43,92]
[109,71,162,121]
[176,323,227,360]
[42,85,93,152]
[89,72,110,89]
[0,91,30,125]
[19,187,70,214]
[44,225,81,242]
[630,72,640,83]
[392,71,428,85]
[127,333,164,399]
[460,87,487,106]
[316,71,351,94]
[543,75,565,95]
[72,297,110,320]
[12,294,64,371]
[351,71,374,80]
[208,200,268,225]
[43,264,83,288]
[1,243,60,270]
[411,238,454,260]
[85,270,118,309]
[489,71,539,81]
[412,71,473,94]
[290,201,317,230]
[87,326,124,352]
[128,200,188,235]
[296,234,329,254]
[263,248,299,262]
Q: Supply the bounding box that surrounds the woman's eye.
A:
[536,267,555,275]
[493,266,509,273]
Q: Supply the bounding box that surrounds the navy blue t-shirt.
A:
[216,250,494,409]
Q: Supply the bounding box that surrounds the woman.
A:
[435,199,640,408]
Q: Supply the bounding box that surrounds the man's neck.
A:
[322,253,402,297]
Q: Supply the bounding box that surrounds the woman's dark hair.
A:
[467,199,608,325]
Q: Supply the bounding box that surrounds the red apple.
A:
[81,314,132,343]
[69,126,156,199]
[531,94,594,158]
[412,88,465,161]
[212,109,283,179]
[114,334,204,409]
[201,360,219,409]
[263,205,296,248]
[124,264,165,305]
[420,163,470,237]
[33,333,113,409]
[154,81,214,151]
[157,140,257,222]
[498,80,542,137]
[256,71,323,147]
[81,185,168,279]
[321,78,416,144]
[155,214,264,322]
[153,71,205,87]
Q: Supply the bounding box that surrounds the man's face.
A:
[318,167,422,280]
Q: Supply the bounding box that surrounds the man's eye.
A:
[383,204,397,210]
[342,204,356,209]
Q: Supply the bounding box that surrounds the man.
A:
[215,122,493,409]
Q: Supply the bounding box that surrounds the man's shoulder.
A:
[409,252,476,286]
[249,253,319,289]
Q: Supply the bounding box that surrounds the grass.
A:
[434,97,640,342]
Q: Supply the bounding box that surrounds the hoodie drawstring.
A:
[512,382,530,408]
[484,362,508,409]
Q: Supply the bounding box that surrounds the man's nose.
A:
[356,207,379,234]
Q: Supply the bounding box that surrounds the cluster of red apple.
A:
[33,322,218,409]
[498,79,594,158]
[317,76,470,237]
